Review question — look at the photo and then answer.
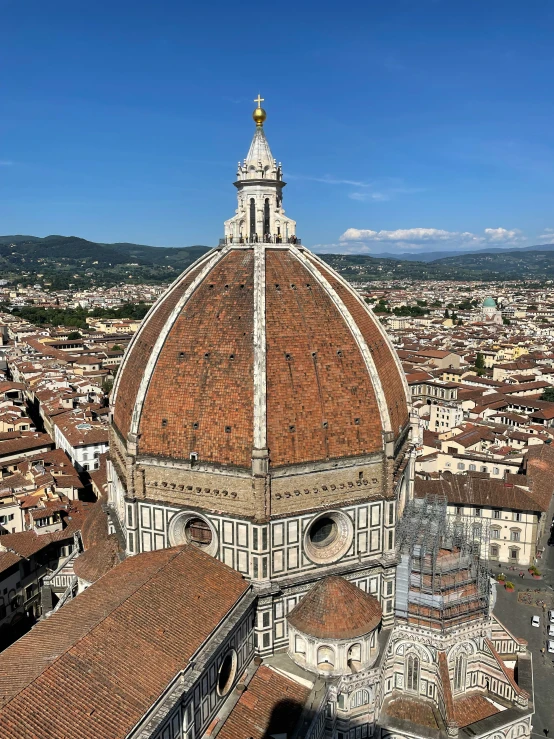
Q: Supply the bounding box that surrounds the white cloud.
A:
[338,226,526,249]
[538,228,554,241]
[0,160,13,167]
[348,192,389,202]
[340,227,465,243]
[287,173,423,201]
[483,227,523,242]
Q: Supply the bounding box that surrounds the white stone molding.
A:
[303,509,355,565]
[447,640,477,661]
[129,248,230,438]
[167,510,219,557]
[111,248,217,411]
[304,249,411,413]
[252,242,267,451]
[291,246,392,439]
[393,640,434,663]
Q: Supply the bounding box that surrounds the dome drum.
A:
[288,624,380,678]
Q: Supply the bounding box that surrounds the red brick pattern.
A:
[287,575,382,639]
[438,650,455,721]
[453,693,499,727]
[114,246,408,468]
[385,695,439,729]
[139,250,255,467]
[113,261,206,439]
[218,665,310,739]
[308,255,409,436]
[266,250,383,466]
[0,545,249,739]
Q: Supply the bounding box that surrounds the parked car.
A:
[549,625,554,638]
[532,615,540,627]
[548,610,554,624]
[547,641,554,654]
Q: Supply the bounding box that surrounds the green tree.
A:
[444,309,450,318]
[110,344,123,352]
[373,299,390,314]
[475,352,485,370]
[541,387,554,402]
[67,331,82,340]
[102,377,114,395]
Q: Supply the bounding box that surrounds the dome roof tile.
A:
[112,245,409,469]
[287,575,382,639]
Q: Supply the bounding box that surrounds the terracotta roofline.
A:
[484,638,528,699]
[437,651,457,729]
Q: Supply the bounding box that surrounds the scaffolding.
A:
[395,495,491,631]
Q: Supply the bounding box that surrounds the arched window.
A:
[406,654,419,692]
[317,645,335,669]
[347,643,362,664]
[295,635,306,657]
[263,198,270,236]
[249,198,256,238]
[351,689,370,709]
[454,653,467,692]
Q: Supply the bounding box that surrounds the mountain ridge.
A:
[1,235,554,286]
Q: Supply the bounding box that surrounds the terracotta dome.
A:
[287,575,382,639]
[111,245,409,469]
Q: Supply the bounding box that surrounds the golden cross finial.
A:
[254,94,264,107]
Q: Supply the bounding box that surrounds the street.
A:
[493,537,554,738]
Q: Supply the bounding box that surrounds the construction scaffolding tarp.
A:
[395,495,491,630]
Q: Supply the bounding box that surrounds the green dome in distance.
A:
[483,297,497,308]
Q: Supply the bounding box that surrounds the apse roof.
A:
[287,575,382,640]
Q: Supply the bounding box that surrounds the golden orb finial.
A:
[253,93,266,127]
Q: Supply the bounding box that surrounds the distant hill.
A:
[1,235,554,288]
[0,235,212,288]
[320,247,554,282]
[370,243,554,262]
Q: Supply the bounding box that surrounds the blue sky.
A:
[1,0,553,255]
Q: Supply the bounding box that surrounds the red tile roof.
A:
[453,693,499,727]
[0,545,249,739]
[218,665,310,739]
[415,473,544,512]
[385,694,439,729]
[287,575,382,639]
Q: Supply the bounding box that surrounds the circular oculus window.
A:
[304,510,353,565]
[168,511,218,556]
[217,650,238,696]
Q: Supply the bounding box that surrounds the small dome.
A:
[483,297,497,308]
[288,575,382,639]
